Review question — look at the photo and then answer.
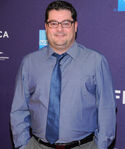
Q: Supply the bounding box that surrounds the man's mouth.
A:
[55,33,66,37]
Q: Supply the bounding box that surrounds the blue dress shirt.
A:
[10,41,116,149]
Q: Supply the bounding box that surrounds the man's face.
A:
[45,9,78,53]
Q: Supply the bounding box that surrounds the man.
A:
[10,1,116,149]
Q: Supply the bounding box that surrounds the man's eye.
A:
[51,22,58,26]
[63,22,70,26]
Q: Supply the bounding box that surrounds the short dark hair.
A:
[45,0,77,22]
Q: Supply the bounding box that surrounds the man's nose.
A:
[57,23,63,30]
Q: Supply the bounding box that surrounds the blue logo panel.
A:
[39,30,48,49]
[118,0,125,11]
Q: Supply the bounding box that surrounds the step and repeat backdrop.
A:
[0,0,125,149]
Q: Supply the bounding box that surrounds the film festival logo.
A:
[0,30,9,39]
[0,30,10,61]
[118,0,125,11]
[115,90,125,104]
[39,30,48,49]
[0,51,9,61]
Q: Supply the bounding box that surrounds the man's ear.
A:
[75,21,78,33]
[45,23,47,30]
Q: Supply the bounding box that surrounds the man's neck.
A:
[50,42,75,55]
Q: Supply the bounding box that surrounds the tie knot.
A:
[52,53,67,62]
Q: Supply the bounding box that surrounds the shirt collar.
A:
[46,41,79,59]
[66,41,79,59]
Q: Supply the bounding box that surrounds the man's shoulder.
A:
[77,43,105,59]
[19,46,48,68]
[23,46,48,62]
[26,46,48,58]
